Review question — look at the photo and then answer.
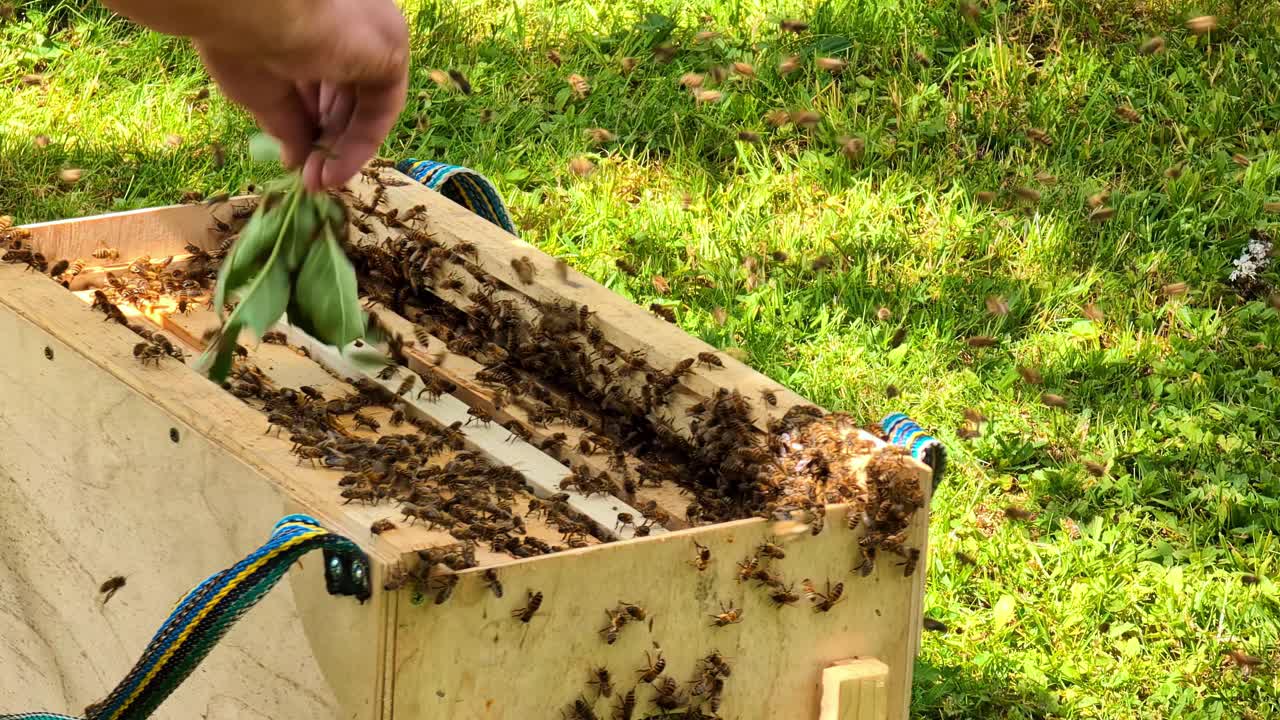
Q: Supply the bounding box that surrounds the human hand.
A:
[190,0,409,191]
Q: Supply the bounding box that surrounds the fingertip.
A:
[322,157,362,190]
[302,153,326,192]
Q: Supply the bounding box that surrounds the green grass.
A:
[4,0,1280,717]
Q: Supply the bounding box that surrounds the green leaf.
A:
[213,204,285,314]
[249,133,283,163]
[991,594,1017,627]
[198,319,242,383]
[293,225,365,347]
[281,198,321,271]
[238,260,292,337]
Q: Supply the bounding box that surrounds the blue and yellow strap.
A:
[397,158,517,235]
[0,515,368,720]
[883,412,946,491]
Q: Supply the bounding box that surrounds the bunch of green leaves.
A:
[199,138,372,381]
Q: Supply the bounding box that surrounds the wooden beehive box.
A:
[0,167,931,720]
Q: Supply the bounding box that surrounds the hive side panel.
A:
[19,199,246,260]
[0,272,385,720]
[392,498,929,720]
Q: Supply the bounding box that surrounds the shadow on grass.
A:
[912,656,1058,719]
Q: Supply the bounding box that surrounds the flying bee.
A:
[567,73,591,99]
[985,295,1010,316]
[1040,393,1068,409]
[650,275,670,294]
[510,256,537,284]
[98,575,127,604]
[760,388,778,406]
[447,69,472,95]
[975,190,997,204]
[1025,128,1053,146]
[779,18,809,33]
[1004,506,1035,521]
[513,590,543,622]
[482,569,503,598]
[1017,365,1044,385]
[637,651,665,683]
[48,258,69,278]
[1084,460,1107,477]
[1115,104,1141,123]
[966,335,998,348]
[690,540,711,571]
[1139,36,1165,55]
[709,600,743,626]
[1013,187,1041,203]
[815,57,847,73]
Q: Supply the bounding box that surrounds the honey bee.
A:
[98,575,127,604]
[619,57,638,75]
[133,342,164,366]
[709,600,743,626]
[613,689,637,720]
[1017,365,1043,385]
[370,518,396,535]
[1040,393,1068,409]
[1139,36,1165,55]
[1084,460,1107,477]
[637,651,665,683]
[513,590,543,622]
[692,88,723,104]
[757,540,785,560]
[690,540,711,571]
[1013,187,1041,203]
[802,578,844,612]
[447,69,472,95]
[790,110,821,128]
[777,55,802,77]
[433,573,460,605]
[779,19,809,33]
[1115,104,1141,123]
[815,57,847,73]
[923,617,948,633]
[1004,506,1035,522]
[737,130,761,143]
[649,303,676,323]
[1185,15,1217,35]
[652,676,683,710]
[966,336,998,348]
[695,351,723,368]
[760,388,778,406]
[482,568,503,598]
[1025,128,1053,147]
[588,667,613,698]
[736,555,759,582]
[567,73,591,99]
[650,275,670,294]
[91,247,121,262]
[985,295,1009,316]
[975,190,997,204]
[508,256,537,285]
[839,136,865,162]
[47,258,69,278]
[770,584,800,607]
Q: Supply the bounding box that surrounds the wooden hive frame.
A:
[0,168,931,720]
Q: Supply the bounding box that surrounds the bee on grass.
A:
[1088,205,1115,222]
[1025,128,1053,146]
[567,73,590,99]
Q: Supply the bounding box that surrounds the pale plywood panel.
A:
[821,659,890,720]
[391,498,929,720]
[0,288,362,719]
[19,198,251,263]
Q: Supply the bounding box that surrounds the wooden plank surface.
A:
[19,198,250,263]
[820,659,890,720]
[0,265,386,720]
[391,493,929,720]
